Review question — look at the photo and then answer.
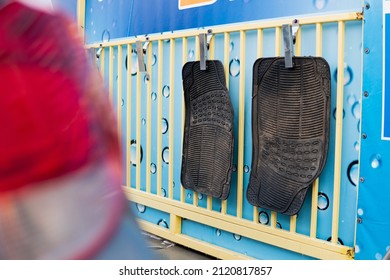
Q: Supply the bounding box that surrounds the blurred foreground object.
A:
[0,1,154,259]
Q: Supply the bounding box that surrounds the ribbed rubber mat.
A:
[247,57,330,215]
[181,60,234,200]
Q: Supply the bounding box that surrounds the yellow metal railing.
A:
[85,11,362,260]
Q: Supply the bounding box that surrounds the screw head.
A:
[362,133,367,139]
[365,48,370,54]
[360,177,365,183]
[357,217,363,224]
[363,91,369,97]
[365,3,370,10]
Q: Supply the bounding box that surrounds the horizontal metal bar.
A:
[139,221,252,260]
[125,188,354,260]
[86,12,362,49]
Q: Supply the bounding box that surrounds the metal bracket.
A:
[136,38,150,80]
[199,29,213,70]
[282,19,299,68]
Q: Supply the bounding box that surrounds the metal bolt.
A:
[357,217,363,224]
[360,177,365,183]
[363,91,369,97]
[365,48,370,54]
[362,133,367,139]
[365,3,370,10]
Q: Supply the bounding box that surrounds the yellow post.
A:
[236,30,246,219]
[181,37,188,203]
[146,42,153,194]
[126,44,132,188]
[169,38,175,199]
[76,0,86,42]
[331,21,345,244]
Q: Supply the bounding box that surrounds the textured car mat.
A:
[181,60,234,200]
[247,57,331,215]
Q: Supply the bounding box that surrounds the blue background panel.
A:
[356,0,390,260]
[53,0,390,259]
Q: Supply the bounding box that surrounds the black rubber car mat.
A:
[181,60,234,200]
[247,57,331,215]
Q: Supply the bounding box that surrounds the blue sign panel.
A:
[383,3,390,140]
[84,0,361,44]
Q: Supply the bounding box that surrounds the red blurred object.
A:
[0,2,152,259]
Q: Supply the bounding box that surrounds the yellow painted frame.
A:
[83,7,362,260]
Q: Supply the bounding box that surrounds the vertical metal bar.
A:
[126,44,132,188]
[254,28,263,223]
[136,47,142,191]
[169,38,175,200]
[117,45,123,149]
[76,0,86,41]
[331,21,345,244]
[271,27,282,227]
[310,23,323,238]
[109,46,114,103]
[236,30,246,219]
[221,32,230,215]
[181,37,188,203]
[157,40,163,196]
[146,42,153,194]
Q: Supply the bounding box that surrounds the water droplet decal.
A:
[354,141,360,151]
[152,53,157,66]
[352,101,361,119]
[258,211,269,225]
[370,154,381,169]
[313,0,328,10]
[233,234,242,241]
[150,163,157,174]
[334,63,353,86]
[136,203,146,213]
[333,108,345,120]
[375,253,383,260]
[317,192,329,210]
[157,219,169,228]
[162,85,170,98]
[230,42,234,53]
[347,94,356,105]
[162,147,169,164]
[151,92,157,100]
[216,229,221,236]
[162,118,169,134]
[229,58,240,77]
[130,140,143,166]
[347,160,359,186]
[102,29,110,43]
[188,49,195,60]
